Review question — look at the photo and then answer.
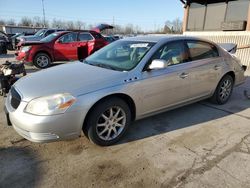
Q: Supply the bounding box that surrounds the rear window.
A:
[91,32,103,39]
[79,33,93,41]
[187,41,219,61]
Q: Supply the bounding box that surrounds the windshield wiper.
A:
[94,63,117,70]
[84,61,123,71]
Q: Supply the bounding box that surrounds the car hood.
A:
[14,62,128,102]
[22,41,45,46]
[22,35,42,41]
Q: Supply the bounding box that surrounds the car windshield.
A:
[40,33,59,42]
[34,29,46,36]
[85,40,155,71]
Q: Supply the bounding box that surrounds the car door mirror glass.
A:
[148,59,168,70]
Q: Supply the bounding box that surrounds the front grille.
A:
[10,87,21,109]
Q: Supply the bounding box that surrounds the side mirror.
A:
[148,59,168,70]
[56,39,62,43]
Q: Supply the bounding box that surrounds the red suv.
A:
[16,30,108,68]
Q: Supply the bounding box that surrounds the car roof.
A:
[122,35,212,44]
[55,30,99,34]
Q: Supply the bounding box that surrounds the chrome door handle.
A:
[179,72,189,79]
[214,65,221,70]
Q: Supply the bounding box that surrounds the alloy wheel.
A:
[219,79,232,102]
[96,106,126,141]
[36,55,49,68]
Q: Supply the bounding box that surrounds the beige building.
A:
[181,0,250,68]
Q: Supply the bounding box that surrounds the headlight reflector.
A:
[25,93,76,115]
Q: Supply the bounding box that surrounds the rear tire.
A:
[33,52,51,69]
[83,97,131,146]
[210,75,234,105]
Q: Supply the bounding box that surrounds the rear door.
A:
[186,40,222,99]
[78,32,94,58]
[53,32,78,61]
[91,32,108,51]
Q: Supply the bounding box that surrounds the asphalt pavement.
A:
[1,51,250,188]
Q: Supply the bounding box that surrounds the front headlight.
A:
[24,93,76,116]
[21,46,31,52]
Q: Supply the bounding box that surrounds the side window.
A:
[79,33,94,41]
[151,41,188,66]
[59,33,77,43]
[45,30,55,37]
[187,41,219,61]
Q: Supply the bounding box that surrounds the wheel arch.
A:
[83,93,136,129]
[219,71,235,85]
[225,71,235,83]
[33,50,53,62]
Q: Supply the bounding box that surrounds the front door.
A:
[140,41,191,115]
[54,32,78,61]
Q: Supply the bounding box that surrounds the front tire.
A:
[83,98,131,146]
[33,52,51,69]
[211,75,234,105]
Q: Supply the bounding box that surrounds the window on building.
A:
[226,0,250,22]
[187,0,250,31]
[204,3,227,30]
[187,3,206,31]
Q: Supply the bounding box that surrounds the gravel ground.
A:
[1,51,250,188]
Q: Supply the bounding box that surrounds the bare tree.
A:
[164,18,183,34]
[66,21,75,29]
[0,19,6,25]
[125,24,134,35]
[6,19,16,26]
[75,20,85,30]
[19,17,33,26]
[33,16,43,27]
[172,18,182,33]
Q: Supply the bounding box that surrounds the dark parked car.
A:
[17,28,65,45]
[0,31,11,54]
[16,30,108,68]
[11,32,35,50]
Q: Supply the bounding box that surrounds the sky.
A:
[0,0,184,31]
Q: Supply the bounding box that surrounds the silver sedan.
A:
[5,36,246,146]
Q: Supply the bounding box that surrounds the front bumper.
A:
[5,96,85,143]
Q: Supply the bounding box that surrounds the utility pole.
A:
[112,16,115,34]
[42,0,46,28]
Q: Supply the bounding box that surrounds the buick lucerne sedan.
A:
[5,36,246,146]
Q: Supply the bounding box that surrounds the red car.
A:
[16,30,109,68]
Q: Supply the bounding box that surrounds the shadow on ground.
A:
[0,147,44,188]
[119,80,250,145]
